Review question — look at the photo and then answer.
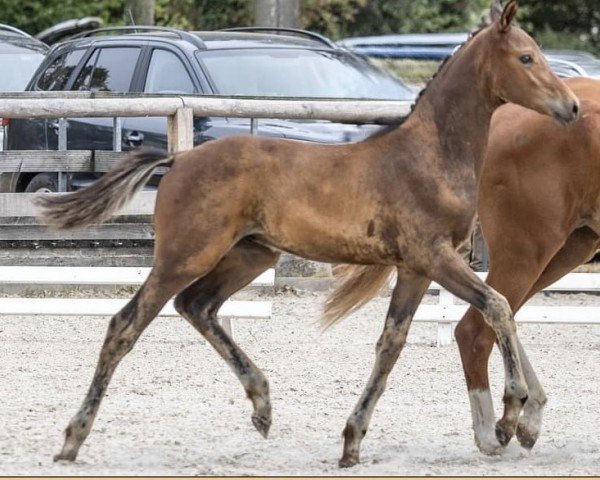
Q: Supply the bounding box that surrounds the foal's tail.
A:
[321,264,396,329]
[34,148,174,230]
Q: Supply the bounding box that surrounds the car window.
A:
[35,49,85,91]
[72,47,140,92]
[196,48,414,100]
[144,49,195,94]
[0,51,45,91]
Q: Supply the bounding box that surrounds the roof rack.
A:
[0,24,33,38]
[221,27,338,49]
[70,25,206,49]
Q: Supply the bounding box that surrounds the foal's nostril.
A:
[573,102,579,116]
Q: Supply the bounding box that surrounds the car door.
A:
[121,46,203,150]
[49,46,143,150]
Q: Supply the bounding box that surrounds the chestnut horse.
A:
[455,76,600,452]
[36,1,578,468]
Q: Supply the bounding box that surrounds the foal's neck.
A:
[408,37,498,180]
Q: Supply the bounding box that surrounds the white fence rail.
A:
[0,266,275,338]
[413,272,600,346]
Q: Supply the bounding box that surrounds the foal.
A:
[37,0,577,467]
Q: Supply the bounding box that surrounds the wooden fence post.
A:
[167,107,194,153]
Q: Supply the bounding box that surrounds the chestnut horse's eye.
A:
[519,54,533,64]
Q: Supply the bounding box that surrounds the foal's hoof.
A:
[495,422,515,447]
[53,451,77,462]
[252,413,271,439]
[516,424,539,450]
[339,453,359,468]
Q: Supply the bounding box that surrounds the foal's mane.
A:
[367,27,485,140]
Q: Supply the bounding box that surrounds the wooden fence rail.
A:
[0,192,155,241]
[0,93,412,240]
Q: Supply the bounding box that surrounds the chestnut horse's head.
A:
[478,0,579,124]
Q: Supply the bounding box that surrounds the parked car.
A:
[340,33,600,80]
[4,26,415,193]
[338,32,468,60]
[0,24,49,149]
[0,24,49,91]
[543,49,600,78]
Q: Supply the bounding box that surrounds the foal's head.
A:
[476,0,579,124]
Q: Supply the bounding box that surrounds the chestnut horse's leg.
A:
[428,246,529,452]
[455,226,598,453]
[54,268,199,461]
[173,238,280,438]
[454,267,543,454]
[339,267,430,468]
[513,227,599,449]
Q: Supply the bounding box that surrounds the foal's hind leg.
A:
[513,227,599,449]
[173,238,280,438]
[430,246,528,451]
[339,267,430,468]
[54,269,197,461]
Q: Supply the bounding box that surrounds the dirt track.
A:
[1,290,599,475]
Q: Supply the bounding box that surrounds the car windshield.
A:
[196,48,414,100]
[0,52,45,91]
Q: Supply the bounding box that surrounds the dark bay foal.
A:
[36,0,578,468]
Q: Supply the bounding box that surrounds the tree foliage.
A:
[0,0,598,53]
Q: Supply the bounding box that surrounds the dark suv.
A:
[5,26,415,192]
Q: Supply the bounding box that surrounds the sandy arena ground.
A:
[0,288,599,476]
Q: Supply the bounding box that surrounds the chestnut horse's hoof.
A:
[475,434,504,456]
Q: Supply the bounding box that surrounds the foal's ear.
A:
[498,0,518,33]
[488,1,503,24]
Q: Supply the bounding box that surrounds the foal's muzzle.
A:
[552,99,580,125]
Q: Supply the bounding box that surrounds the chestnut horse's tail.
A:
[321,264,396,329]
[34,148,174,230]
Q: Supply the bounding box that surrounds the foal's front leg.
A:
[340,267,430,468]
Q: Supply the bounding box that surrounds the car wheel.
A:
[25,173,59,193]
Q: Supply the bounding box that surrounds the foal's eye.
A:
[519,54,533,64]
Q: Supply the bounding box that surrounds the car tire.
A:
[25,173,59,193]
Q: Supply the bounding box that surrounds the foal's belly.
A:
[254,218,404,265]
